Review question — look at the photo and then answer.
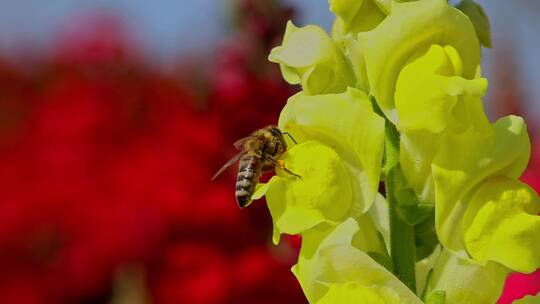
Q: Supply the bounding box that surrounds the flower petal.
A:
[293,218,421,303]
[279,88,385,214]
[395,44,488,134]
[269,21,354,95]
[396,44,489,202]
[433,115,531,254]
[463,177,540,273]
[329,0,387,35]
[340,37,371,93]
[316,283,402,304]
[265,141,353,244]
[358,0,480,122]
[415,246,442,297]
[426,249,509,304]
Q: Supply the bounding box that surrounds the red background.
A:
[0,0,536,303]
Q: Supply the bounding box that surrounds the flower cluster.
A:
[255,0,540,303]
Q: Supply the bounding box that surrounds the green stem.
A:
[384,120,417,293]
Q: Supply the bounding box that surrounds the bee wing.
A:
[211,152,245,181]
[233,136,252,150]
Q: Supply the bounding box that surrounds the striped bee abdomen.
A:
[235,154,262,208]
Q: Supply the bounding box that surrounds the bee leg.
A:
[277,159,302,179]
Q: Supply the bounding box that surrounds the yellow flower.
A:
[395,44,488,134]
[463,177,540,273]
[268,21,354,95]
[396,43,489,201]
[293,218,421,303]
[316,283,402,304]
[432,116,530,248]
[254,88,385,244]
[426,249,509,304]
[329,0,388,36]
[358,0,480,123]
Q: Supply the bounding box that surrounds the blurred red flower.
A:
[0,1,305,303]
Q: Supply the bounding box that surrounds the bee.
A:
[211,125,301,208]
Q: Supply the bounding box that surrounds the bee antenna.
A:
[282,132,298,145]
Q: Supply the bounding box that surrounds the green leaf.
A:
[414,214,439,261]
[396,187,434,226]
[456,0,492,47]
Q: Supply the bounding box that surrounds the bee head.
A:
[269,127,282,137]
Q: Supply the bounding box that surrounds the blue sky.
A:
[0,0,539,116]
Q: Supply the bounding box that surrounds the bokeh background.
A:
[0,0,538,303]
